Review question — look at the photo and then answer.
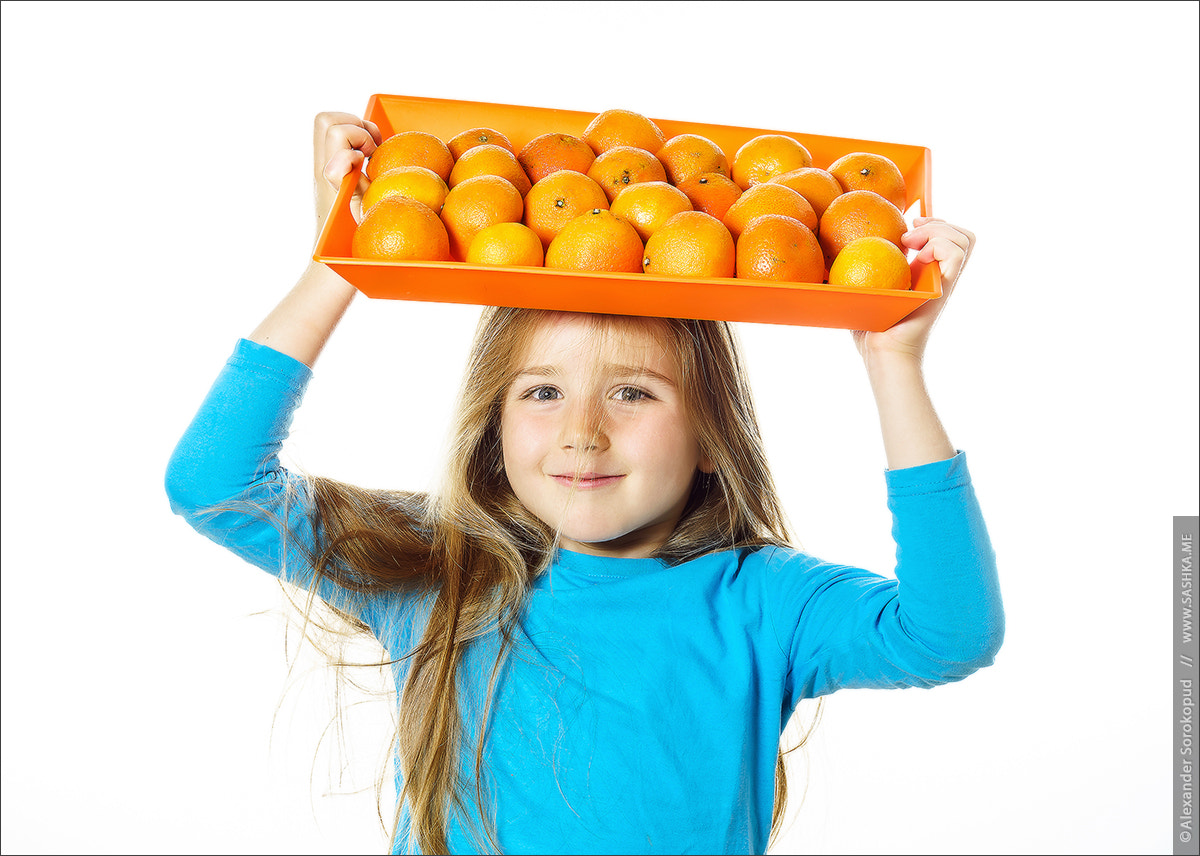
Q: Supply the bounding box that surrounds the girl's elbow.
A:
[164,452,203,517]
[981,614,1006,664]
[950,613,1006,674]
[163,446,234,518]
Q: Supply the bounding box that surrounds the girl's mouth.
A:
[551,473,624,489]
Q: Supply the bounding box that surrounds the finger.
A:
[902,220,972,250]
[328,121,382,153]
[902,225,973,278]
[362,119,382,146]
[323,123,380,166]
[910,215,974,236]
[313,115,380,186]
[322,148,366,188]
[319,126,377,199]
[912,235,970,284]
[902,232,971,266]
[313,111,382,146]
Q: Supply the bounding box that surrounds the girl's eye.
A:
[613,386,650,402]
[523,385,561,402]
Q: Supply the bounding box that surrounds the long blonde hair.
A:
[303,308,808,852]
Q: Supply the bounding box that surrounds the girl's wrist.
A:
[862,345,925,386]
[299,258,356,292]
[248,261,358,368]
[863,348,955,470]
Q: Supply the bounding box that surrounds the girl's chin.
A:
[555,530,666,559]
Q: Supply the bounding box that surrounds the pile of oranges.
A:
[351,108,914,291]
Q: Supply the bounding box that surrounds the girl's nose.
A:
[559,400,609,452]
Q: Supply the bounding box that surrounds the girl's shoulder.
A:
[714,542,813,571]
[680,543,825,589]
[708,543,889,608]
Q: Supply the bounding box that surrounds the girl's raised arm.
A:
[248,112,381,368]
[854,218,975,470]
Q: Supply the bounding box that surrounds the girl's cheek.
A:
[503,416,550,461]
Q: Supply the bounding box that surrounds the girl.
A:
[165,111,1004,854]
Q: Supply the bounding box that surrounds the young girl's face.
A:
[500,314,711,559]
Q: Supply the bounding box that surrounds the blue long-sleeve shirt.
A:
[165,338,1004,854]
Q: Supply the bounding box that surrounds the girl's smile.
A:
[500,314,712,559]
[550,472,625,489]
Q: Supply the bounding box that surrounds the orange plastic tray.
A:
[313,94,940,331]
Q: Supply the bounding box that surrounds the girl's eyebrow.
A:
[512,365,558,378]
[511,363,677,387]
[605,363,677,387]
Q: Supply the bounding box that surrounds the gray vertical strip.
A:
[1177,516,1199,855]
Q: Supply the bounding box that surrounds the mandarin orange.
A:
[609,181,693,242]
[361,165,449,213]
[517,133,596,184]
[656,133,730,185]
[523,170,610,249]
[545,208,644,273]
[447,127,515,159]
[351,195,450,261]
[735,214,825,283]
[722,182,818,239]
[466,222,544,267]
[675,172,743,220]
[828,235,912,290]
[448,143,532,195]
[642,211,735,279]
[769,167,844,220]
[731,134,813,190]
[817,189,907,270]
[582,108,666,155]
[828,152,907,212]
[440,174,524,261]
[366,131,454,182]
[587,145,668,203]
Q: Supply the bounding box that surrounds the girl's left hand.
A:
[313,112,382,236]
[852,218,975,362]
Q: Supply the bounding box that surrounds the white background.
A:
[2,2,1197,854]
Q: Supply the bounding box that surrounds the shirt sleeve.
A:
[768,451,1005,706]
[164,338,379,625]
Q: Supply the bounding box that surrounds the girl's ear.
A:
[698,453,715,475]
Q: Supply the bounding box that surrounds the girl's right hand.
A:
[312,112,382,237]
